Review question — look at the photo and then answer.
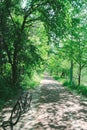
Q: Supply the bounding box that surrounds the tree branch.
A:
[26,17,41,23]
[5,1,17,30]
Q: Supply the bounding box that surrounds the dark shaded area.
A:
[39,85,60,103]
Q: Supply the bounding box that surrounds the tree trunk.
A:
[11,62,18,86]
[70,60,73,85]
[78,64,81,86]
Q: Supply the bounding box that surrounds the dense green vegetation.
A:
[48,1,87,96]
[0,0,87,108]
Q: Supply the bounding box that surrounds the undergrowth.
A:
[0,72,41,110]
[63,81,87,97]
[53,75,87,97]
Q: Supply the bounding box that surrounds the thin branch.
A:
[26,17,41,23]
[25,1,48,18]
[5,1,17,30]
[21,0,49,31]
[21,14,28,32]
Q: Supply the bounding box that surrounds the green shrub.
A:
[77,85,87,96]
[63,81,87,97]
[20,72,41,90]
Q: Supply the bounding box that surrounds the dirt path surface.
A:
[1,74,87,130]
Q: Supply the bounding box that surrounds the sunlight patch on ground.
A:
[40,79,59,85]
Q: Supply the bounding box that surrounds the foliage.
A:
[53,76,87,97]
[48,0,87,87]
[20,72,41,89]
[63,82,87,97]
[0,0,87,108]
[0,0,71,87]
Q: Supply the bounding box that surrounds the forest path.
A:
[14,73,87,130]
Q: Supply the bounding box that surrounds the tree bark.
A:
[70,60,73,85]
[11,62,18,86]
[78,64,81,86]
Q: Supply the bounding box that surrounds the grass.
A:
[21,72,42,90]
[53,75,66,83]
[53,75,87,97]
[63,81,87,97]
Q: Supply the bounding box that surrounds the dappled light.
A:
[0,0,87,129]
[11,75,87,130]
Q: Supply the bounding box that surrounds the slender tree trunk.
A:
[78,64,81,86]
[11,62,18,86]
[70,60,73,85]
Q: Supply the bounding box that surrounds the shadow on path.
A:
[2,74,87,130]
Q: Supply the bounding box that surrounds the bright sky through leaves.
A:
[21,0,27,8]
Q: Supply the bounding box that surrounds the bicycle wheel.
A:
[10,101,21,126]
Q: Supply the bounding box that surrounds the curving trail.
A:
[9,74,87,129]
